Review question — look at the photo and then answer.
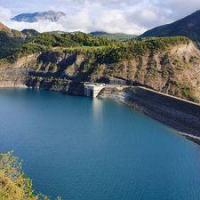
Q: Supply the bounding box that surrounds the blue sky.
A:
[0,0,199,34]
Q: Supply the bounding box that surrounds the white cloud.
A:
[0,0,199,34]
[0,2,147,34]
[0,6,12,22]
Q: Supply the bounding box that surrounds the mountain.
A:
[90,31,136,41]
[11,10,66,23]
[141,10,200,42]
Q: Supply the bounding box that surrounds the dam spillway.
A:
[84,83,127,98]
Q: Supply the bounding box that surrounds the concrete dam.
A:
[84,83,127,98]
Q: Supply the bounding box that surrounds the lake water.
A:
[0,89,200,200]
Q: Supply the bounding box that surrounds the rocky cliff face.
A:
[0,40,200,102]
[91,42,200,102]
[0,54,36,88]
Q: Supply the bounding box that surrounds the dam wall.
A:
[99,86,200,141]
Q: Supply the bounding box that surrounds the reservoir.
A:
[0,89,200,200]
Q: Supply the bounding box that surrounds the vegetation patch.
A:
[0,152,61,200]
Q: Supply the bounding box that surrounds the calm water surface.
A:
[0,89,200,200]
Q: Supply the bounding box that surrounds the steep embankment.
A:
[1,37,200,102]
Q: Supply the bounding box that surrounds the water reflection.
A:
[92,98,103,121]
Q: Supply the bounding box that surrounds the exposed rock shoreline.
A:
[0,80,27,88]
[99,86,200,145]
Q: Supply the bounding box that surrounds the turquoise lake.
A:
[0,89,200,200]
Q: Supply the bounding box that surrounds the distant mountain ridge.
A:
[90,31,136,41]
[21,29,39,37]
[11,10,66,23]
[141,10,200,42]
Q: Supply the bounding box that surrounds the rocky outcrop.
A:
[26,77,85,96]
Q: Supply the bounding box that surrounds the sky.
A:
[0,0,199,34]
